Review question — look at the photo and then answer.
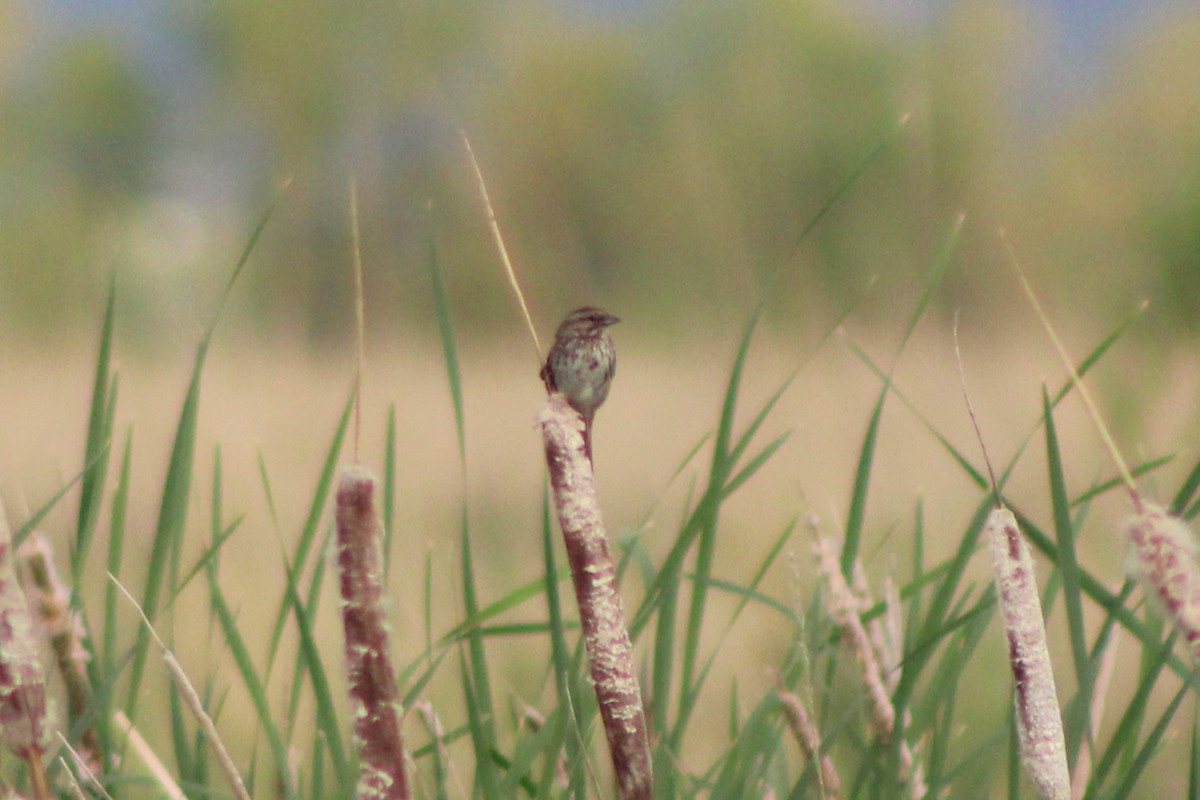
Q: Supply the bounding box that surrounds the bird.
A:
[540,306,620,462]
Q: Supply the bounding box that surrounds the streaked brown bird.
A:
[540,306,620,462]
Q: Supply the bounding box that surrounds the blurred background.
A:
[2,0,1200,788]
[4,0,1200,343]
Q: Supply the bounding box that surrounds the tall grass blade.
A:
[1170,453,1200,517]
[841,394,883,576]
[844,215,961,576]
[460,518,499,796]
[426,233,466,468]
[75,281,117,575]
[208,572,297,800]
[676,311,759,742]
[125,190,281,720]
[265,392,353,670]
[1084,633,1177,795]
[542,485,586,800]
[1042,389,1091,718]
[1107,679,1190,799]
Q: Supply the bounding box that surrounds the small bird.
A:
[540,306,620,462]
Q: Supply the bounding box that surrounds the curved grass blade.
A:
[542,483,588,799]
[209,573,298,800]
[75,281,117,575]
[1042,388,1091,727]
[426,233,465,468]
[266,392,353,670]
[1170,453,1200,517]
[125,186,285,721]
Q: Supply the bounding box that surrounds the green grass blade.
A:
[542,484,583,796]
[208,573,298,800]
[426,233,466,468]
[125,192,278,719]
[1041,388,1091,729]
[677,311,759,742]
[383,404,397,581]
[1106,676,1190,799]
[721,432,792,500]
[782,113,910,261]
[14,462,92,547]
[1169,452,1200,516]
[1074,455,1173,507]
[125,337,206,719]
[75,281,117,575]
[284,568,351,793]
[266,392,353,670]
[900,212,964,348]
[95,425,132,761]
[285,527,333,735]
[841,390,883,576]
[1085,632,1177,794]
[460,515,499,796]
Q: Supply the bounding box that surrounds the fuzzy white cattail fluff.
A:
[986,506,1069,800]
[1124,502,1200,658]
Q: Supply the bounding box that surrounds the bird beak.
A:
[602,313,621,327]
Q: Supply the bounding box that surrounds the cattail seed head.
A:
[0,500,50,763]
[540,394,651,800]
[986,507,1069,800]
[335,465,409,800]
[1124,502,1200,658]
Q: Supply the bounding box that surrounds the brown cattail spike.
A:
[540,394,651,800]
[336,466,410,800]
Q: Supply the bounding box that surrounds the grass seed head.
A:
[0,500,50,765]
[985,507,1069,800]
[1124,503,1200,658]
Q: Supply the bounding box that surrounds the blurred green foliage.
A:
[3,0,1200,343]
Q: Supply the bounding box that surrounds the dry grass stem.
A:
[18,536,98,771]
[1000,233,1139,498]
[350,178,366,462]
[336,465,410,800]
[0,500,49,800]
[1002,246,1200,669]
[109,575,251,800]
[112,710,185,800]
[55,733,114,800]
[811,533,893,736]
[810,520,926,798]
[775,686,840,797]
[540,394,651,800]
[460,131,543,362]
[412,699,467,798]
[1070,633,1117,800]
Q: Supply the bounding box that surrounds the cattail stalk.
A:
[20,535,99,770]
[540,394,651,800]
[0,499,50,799]
[336,466,410,800]
[986,507,1069,800]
